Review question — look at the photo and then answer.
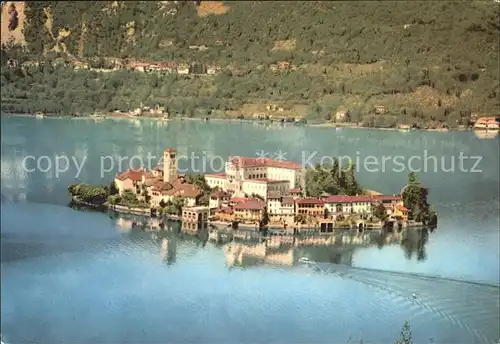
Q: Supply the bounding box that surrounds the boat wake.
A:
[304,262,500,344]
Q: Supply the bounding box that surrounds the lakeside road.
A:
[1,112,484,133]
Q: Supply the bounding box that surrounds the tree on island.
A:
[402,172,437,226]
[109,181,119,196]
[164,196,184,216]
[259,206,270,231]
[305,160,363,197]
[184,172,211,206]
[68,183,109,205]
[373,202,388,221]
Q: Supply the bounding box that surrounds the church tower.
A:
[163,148,178,183]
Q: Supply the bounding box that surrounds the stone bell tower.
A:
[163,148,178,183]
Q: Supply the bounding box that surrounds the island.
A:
[68,147,437,234]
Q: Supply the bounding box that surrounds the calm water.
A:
[1,116,499,343]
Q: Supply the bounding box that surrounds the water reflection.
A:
[113,213,430,269]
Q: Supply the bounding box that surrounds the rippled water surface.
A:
[1,116,499,343]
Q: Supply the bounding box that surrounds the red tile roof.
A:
[295,197,324,205]
[323,195,373,203]
[396,205,409,211]
[211,190,230,198]
[373,194,402,201]
[215,206,234,214]
[206,173,227,179]
[162,182,201,198]
[164,148,176,153]
[476,116,499,123]
[234,199,266,211]
[115,168,145,182]
[230,197,248,203]
[290,188,302,194]
[230,156,302,169]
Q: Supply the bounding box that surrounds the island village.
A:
[101,147,413,235]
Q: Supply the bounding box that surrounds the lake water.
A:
[1,116,499,344]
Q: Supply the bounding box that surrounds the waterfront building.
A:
[295,198,326,219]
[182,206,210,230]
[323,195,373,215]
[267,192,295,226]
[233,199,267,223]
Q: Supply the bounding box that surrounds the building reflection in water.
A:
[113,212,430,269]
[222,228,430,269]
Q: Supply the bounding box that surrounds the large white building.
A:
[205,156,303,200]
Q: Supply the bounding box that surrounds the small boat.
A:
[35,112,44,119]
[299,257,310,263]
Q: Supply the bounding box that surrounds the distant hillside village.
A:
[105,147,413,232]
[8,57,221,76]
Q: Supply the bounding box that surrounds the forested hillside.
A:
[1,1,499,128]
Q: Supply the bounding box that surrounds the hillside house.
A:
[177,64,190,75]
[335,108,350,122]
[72,60,89,70]
[207,66,220,75]
[278,61,291,70]
[133,62,150,72]
[374,105,386,114]
[474,116,500,129]
[6,59,18,68]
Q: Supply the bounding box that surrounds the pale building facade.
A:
[206,156,303,200]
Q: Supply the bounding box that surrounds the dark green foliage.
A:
[184,172,211,206]
[402,172,437,224]
[164,196,184,215]
[373,203,388,221]
[109,181,119,196]
[68,183,108,204]
[119,190,148,208]
[2,1,498,123]
[305,161,363,197]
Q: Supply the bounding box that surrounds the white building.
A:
[205,156,303,200]
[241,179,289,200]
[323,195,373,214]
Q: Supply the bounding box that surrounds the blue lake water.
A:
[1,116,499,343]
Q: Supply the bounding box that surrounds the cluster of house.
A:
[269,61,296,73]
[209,190,407,227]
[16,57,221,75]
[112,147,408,228]
[473,116,500,130]
[114,148,203,208]
[334,105,386,123]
